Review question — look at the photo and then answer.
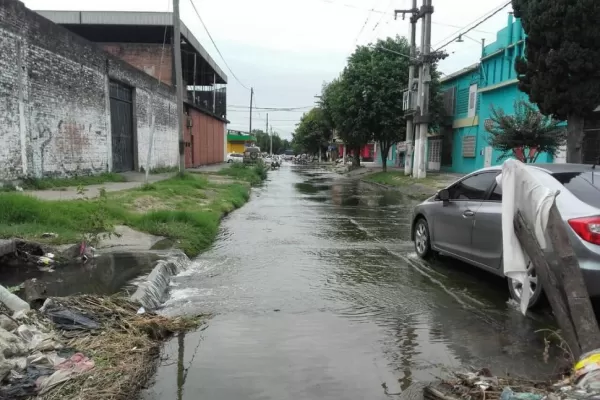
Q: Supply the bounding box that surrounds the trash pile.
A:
[0,294,207,400]
[426,353,600,400]
[425,368,553,400]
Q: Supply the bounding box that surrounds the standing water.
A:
[143,166,556,400]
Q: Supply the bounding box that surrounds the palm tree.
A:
[485,100,567,163]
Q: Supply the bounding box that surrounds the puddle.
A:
[0,252,161,300]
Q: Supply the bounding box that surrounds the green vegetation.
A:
[0,165,266,257]
[364,171,437,187]
[149,165,179,174]
[21,172,126,190]
[363,171,449,200]
[217,163,267,185]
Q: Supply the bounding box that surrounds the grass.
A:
[363,171,452,200]
[364,171,441,188]
[149,165,179,174]
[0,166,266,257]
[21,172,126,190]
[218,162,268,185]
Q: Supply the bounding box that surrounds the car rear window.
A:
[552,171,600,208]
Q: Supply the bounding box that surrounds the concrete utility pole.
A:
[395,1,418,176]
[266,113,269,138]
[269,125,273,155]
[414,0,433,179]
[249,87,254,134]
[173,0,185,175]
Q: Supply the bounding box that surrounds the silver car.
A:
[411,163,600,308]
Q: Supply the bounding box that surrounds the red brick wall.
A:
[187,108,224,167]
[101,43,173,86]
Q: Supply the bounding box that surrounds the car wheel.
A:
[507,260,545,309]
[227,160,232,163]
[413,218,432,259]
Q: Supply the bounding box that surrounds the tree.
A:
[512,0,600,163]
[321,36,444,170]
[485,100,566,163]
[320,77,371,167]
[292,107,332,155]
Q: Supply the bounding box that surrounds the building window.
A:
[462,135,476,158]
[456,88,469,115]
[468,84,478,117]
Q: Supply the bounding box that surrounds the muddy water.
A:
[143,166,558,400]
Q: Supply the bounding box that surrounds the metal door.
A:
[483,146,493,168]
[428,138,441,171]
[109,81,134,172]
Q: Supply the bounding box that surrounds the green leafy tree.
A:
[251,129,287,154]
[292,107,332,155]
[321,36,444,170]
[512,0,600,163]
[320,78,370,166]
[485,100,566,163]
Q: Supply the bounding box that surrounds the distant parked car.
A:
[243,147,261,164]
[227,153,243,163]
[411,163,600,308]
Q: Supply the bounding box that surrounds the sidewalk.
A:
[25,163,229,201]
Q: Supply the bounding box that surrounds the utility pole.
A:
[414,0,433,179]
[249,87,254,134]
[173,0,185,175]
[396,2,418,176]
[269,125,273,155]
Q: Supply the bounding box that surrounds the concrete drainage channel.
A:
[130,250,191,310]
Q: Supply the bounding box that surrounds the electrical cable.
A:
[188,0,251,91]
[433,1,511,50]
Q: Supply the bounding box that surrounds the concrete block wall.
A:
[0,0,178,179]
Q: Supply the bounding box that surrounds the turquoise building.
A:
[437,14,564,174]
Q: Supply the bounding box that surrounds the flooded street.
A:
[143,165,558,400]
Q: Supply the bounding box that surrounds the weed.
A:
[21,173,126,190]
[218,163,267,185]
[149,165,179,174]
[0,172,254,257]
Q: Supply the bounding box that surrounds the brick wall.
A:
[0,0,178,179]
[102,43,173,86]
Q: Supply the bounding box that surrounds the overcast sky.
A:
[24,0,512,139]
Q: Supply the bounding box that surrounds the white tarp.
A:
[498,159,558,314]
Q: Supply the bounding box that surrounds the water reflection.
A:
[144,165,559,400]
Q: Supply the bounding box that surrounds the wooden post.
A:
[546,204,600,353]
[513,211,581,358]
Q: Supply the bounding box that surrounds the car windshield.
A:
[552,170,600,208]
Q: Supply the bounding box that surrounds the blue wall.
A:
[439,14,555,174]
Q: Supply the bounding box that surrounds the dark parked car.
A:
[411,164,600,308]
[243,147,261,164]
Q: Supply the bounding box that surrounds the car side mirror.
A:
[438,189,450,204]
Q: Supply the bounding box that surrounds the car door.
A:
[432,172,499,260]
[469,176,504,272]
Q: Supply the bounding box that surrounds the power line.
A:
[188,0,251,91]
[228,105,313,110]
[432,1,511,50]
[316,0,494,33]
[434,2,511,51]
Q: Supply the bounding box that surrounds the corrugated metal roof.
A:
[35,10,228,83]
[440,63,480,84]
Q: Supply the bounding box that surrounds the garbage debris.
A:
[425,368,554,400]
[0,295,208,400]
[0,285,29,315]
[501,387,544,400]
[37,352,95,395]
[42,304,100,332]
[41,233,58,239]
